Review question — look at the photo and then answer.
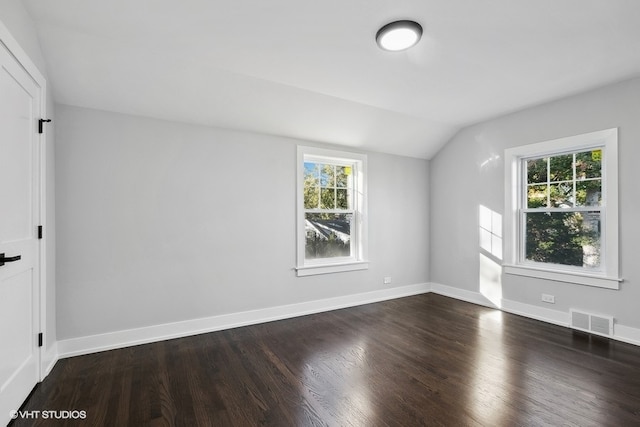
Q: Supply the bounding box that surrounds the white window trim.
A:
[296,146,368,277]
[503,128,621,289]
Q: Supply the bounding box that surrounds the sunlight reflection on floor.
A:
[301,338,373,424]
[470,309,511,425]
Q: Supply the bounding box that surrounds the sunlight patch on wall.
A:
[479,205,502,260]
[479,205,503,308]
[480,253,502,308]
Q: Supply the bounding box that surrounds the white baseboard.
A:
[430,282,496,308]
[431,282,640,347]
[500,298,569,327]
[612,324,640,347]
[57,283,431,359]
[48,280,640,371]
[40,341,58,380]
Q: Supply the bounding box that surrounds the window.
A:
[296,146,368,276]
[504,128,620,289]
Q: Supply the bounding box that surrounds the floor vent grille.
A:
[570,309,614,337]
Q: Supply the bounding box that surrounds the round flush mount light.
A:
[376,20,423,52]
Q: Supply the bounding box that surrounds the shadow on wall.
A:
[479,205,503,308]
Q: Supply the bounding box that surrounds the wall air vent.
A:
[570,309,614,337]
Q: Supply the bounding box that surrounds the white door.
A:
[0,39,42,425]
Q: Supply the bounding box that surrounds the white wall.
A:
[430,77,640,330]
[55,105,430,340]
[0,2,56,362]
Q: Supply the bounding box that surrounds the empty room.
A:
[1,1,640,425]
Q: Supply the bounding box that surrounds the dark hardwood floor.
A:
[11,294,640,426]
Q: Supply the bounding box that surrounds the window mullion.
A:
[522,207,603,214]
[305,209,354,214]
[546,157,550,208]
[572,153,577,208]
[333,165,337,210]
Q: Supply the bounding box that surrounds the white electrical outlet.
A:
[541,294,555,304]
[383,276,392,285]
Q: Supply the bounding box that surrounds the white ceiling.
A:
[23,0,640,159]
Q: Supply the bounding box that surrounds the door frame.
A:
[0,18,49,381]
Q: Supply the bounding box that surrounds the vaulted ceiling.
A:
[23,0,640,159]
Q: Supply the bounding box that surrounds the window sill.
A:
[296,261,369,277]
[503,264,622,290]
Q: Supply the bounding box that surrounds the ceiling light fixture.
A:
[376,20,423,52]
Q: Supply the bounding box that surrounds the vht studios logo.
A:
[10,410,87,420]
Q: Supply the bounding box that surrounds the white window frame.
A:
[296,146,368,276]
[504,128,621,289]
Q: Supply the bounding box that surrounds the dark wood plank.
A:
[10,294,640,426]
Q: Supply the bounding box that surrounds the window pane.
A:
[304,183,319,209]
[336,188,349,209]
[305,213,352,259]
[336,166,349,188]
[320,164,335,187]
[525,211,600,269]
[527,184,548,208]
[304,162,318,175]
[576,180,602,206]
[303,163,319,209]
[320,188,335,209]
[549,154,573,182]
[575,150,601,180]
[549,181,573,208]
[527,158,547,184]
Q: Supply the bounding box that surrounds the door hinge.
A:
[38,225,43,239]
[38,333,43,347]
[38,118,52,134]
